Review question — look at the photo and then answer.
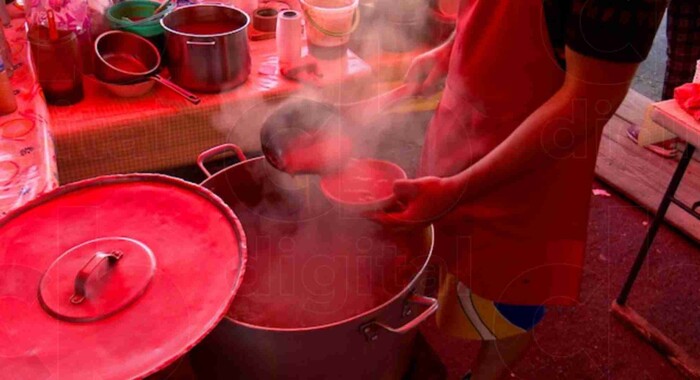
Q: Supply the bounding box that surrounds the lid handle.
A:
[70,250,124,304]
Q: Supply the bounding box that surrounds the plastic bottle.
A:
[694,60,700,84]
[0,0,10,26]
[0,24,12,77]
[0,58,16,115]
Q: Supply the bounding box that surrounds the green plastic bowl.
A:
[106,0,172,38]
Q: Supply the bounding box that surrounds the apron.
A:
[421,0,600,305]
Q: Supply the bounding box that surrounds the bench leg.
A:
[616,144,696,305]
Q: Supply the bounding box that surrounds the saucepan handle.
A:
[197,144,247,178]
[337,84,416,124]
[70,250,123,304]
[360,294,438,341]
[372,83,415,111]
[151,74,201,105]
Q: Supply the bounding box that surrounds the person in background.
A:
[373,1,667,379]
[627,0,700,157]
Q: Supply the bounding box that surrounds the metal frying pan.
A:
[94,30,201,105]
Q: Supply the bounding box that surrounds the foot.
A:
[626,124,679,158]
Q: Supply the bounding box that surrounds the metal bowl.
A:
[94,30,160,84]
[97,77,155,98]
[93,30,201,104]
[320,158,407,213]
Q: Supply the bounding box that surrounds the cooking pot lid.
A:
[0,174,246,379]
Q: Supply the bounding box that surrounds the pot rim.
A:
[200,156,435,333]
[300,0,359,12]
[160,4,251,39]
[94,30,160,78]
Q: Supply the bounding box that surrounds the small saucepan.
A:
[94,30,201,104]
[96,78,155,98]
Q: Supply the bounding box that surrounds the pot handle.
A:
[150,74,202,105]
[361,294,438,340]
[197,143,247,178]
[70,250,123,304]
[187,39,217,46]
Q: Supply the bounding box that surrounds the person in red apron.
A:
[375,1,667,378]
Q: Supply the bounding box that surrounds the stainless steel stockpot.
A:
[189,144,437,380]
[161,4,251,93]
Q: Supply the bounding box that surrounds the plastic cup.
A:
[300,0,359,59]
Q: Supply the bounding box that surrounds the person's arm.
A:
[348,32,457,138]
[444,47,639,201]
[373,0,667,225]
[403,31,456,94]
[375,48,641,224]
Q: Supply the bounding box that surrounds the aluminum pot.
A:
[161,4,251,93]
[189,144,437,380]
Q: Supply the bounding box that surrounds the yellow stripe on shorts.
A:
[436,273,528,341]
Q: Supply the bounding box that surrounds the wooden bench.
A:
[596,90,700,243]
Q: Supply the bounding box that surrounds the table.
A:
[49,39,374,184]
[0,19,58,218]
[613,99,700,378]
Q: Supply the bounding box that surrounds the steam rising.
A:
[207,0,439,329]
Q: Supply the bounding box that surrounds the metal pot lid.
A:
[0,174,247,379]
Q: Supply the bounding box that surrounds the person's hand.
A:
[369,176,461,227]
[404,43,453,95]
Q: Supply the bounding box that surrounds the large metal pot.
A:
[189,144,437,380]
[161,4,251,93]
